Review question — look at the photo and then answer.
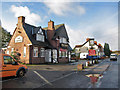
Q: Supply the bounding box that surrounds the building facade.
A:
[74,38,104,59]
[5,16,72,64]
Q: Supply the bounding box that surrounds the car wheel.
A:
[17,69,25,77]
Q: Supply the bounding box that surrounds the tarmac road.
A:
[1,57,119,89]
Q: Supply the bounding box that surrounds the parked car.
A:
[0,54,28,78]
[110,54,117,61]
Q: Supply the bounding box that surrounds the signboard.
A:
[89,49,96,56]
[15,36,23,43]
[60,48,67,52]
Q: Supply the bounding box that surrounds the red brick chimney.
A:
[47,20,57,48]
[48,20,54,30]
[18,16,25,24]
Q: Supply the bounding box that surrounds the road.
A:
[1,57,119,89]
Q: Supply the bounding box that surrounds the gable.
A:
[8,24,32,47]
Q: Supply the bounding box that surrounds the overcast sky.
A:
[1,0,119,51]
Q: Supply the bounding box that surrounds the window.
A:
[11,48,14,53]
[59,50,61,57]
[60,37,67,43]
[61,51,66,57]
[66,51,68,57]
[33,47,38,57]
[53,50,57,58]
[36,34,44,42]
[4,56,13,64]
[7,50,9,54]
[23,47,26,57]
[40,48,45,57]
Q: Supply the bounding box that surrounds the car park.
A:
[0,54,28,78]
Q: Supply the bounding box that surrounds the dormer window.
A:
[59,37,68,43]
[36,28,44,42]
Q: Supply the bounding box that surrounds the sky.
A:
[0,1,119,51]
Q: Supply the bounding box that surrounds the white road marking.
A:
[33,71,52,86]
[39,71,76,87]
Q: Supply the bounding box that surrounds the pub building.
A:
[5,16,72,64]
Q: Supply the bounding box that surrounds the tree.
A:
[0,26,12,48]
[104,43,111,57]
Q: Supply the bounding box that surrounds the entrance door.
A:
[52,49,58,63]
[45,49,51,63]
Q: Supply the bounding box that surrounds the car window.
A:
[3,56,14,64]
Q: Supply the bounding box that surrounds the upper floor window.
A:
[36,34,44,42]
[36,28,44,42]
[59,37,67,43]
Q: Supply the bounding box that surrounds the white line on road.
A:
[39,71,76,88]
[33,71,52,86]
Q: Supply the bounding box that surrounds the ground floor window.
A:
[59,49,67,57]
[23,47,26,57]
[40,48,45,57]
[7,50,9,54]
[59,50,61,57]
[53,49,57,58]
[33,47,38,57]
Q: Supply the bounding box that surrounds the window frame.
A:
[33,47,38,57]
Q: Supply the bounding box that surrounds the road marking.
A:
[39,71,76,88]
[33,71,52,86]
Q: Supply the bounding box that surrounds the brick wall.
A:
[29,45,45,64]
[58,57,69,63]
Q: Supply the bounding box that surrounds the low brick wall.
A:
[31,57,45,64]
[58,57,69,63]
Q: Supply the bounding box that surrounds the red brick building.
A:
[5,16,72,64]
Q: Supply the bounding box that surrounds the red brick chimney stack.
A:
[48,20,54,30]
[18,16,25,24]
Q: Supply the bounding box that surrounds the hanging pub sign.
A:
[60,48,67,52]
[15,36,23,43]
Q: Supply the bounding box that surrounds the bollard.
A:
[77,64,83,71]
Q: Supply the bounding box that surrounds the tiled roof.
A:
[23,23,54,48]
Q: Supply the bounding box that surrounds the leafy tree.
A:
[104,43,111,57]
[0,26,12,48]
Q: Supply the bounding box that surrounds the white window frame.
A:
[40,48,45,57]
[60,37,67,43]
[33,47,38,57]
[59,50,61,57]
[11,48,14,53]
[7,50,9,54]
[23,47,26,57]
[66,51,68,57]
[36,34,44,42]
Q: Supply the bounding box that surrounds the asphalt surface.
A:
[1,57,119,89]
